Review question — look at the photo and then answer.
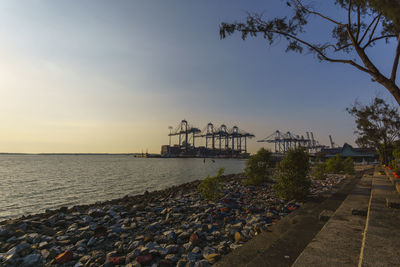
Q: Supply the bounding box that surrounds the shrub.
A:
[274,148,311,200]
[243,148,273,185]
[313,162,327,179]
[343,157,355,174]
[198,167,225,201]
[326,154,344,173]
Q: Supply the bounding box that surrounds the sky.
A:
[0,1,398,153]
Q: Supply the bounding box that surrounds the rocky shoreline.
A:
[0,173,343,267]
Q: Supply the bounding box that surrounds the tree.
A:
[326,154,345,173]
[244,147,273,185]
[343,157,355,174]
[220,0,400,105]
[274,147,311,200]
[347,97,400,164]
[198,167,225,201]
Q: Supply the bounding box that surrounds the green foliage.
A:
[393,147,400,159]
[343,157,355,175]
[347,98,400,164]
[244,148,273,185]
[313,162,327,179]
[326,154,344,173]
[198,168,225,201]
[274,148,311,200]
[392,147,400,172]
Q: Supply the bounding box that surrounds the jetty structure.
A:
[161,120,255,158]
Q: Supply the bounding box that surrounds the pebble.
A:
[0,173,343,266]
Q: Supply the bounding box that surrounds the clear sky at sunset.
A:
[0,1,397,153]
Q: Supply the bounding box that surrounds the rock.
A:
[79,255,91,264]
[204,253,220,264]
[187,252,201,262]
[165,244,179,254]
[163,230,177,241]
[234,232,242,242]
[194,259,210,267]
[145,222,160,231]
[136,253,152,265]
[94,226,107,237]
[176,259,188,267]
[40,249,50,260]
[143,233,154,242]
[56,250,73,264]
[126,260,142,267]
[87,236,96,246]
[88,208,106,217]
[189,233,199,244]
[108,256,125,265]
[202,247,217,258]
[183,242,194,252]
[192,246,202,254]
[164,254,179,262]
[22,253,42,267]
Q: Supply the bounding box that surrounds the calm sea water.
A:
[0,155,245,220]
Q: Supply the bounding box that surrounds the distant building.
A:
[316,143,378,163]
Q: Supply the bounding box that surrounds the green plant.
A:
[313,162,327,179]
[343,157,355,175]
[274,148,311,200]
[198,167,225,201]
[243,148,273,185]
[326,154,344,173]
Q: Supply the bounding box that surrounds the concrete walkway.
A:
[359,172,400,266]
[293,169,400,267]
[293,174,372,266]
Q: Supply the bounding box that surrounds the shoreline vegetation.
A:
[0,172,344,266]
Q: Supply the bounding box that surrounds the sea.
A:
[0,155,245,221]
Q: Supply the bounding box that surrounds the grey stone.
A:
[22,253,42,267]
[87,236,96,247]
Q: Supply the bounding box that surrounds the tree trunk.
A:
[348,32,400,106]
[379,78,400,106]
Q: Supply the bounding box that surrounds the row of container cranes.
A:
[161,120,337,158]
[161,120,254,158]
[257,130,330,154]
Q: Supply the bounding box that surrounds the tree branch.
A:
[356,6,361,41]
[362,34,397,49]
[391,34,400,82]
[348,0,352,28]
[323,43,353,52]
[292,0,344,26]
[270,29,373,75]
[366,14,381,47]
[358,14,381,45]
